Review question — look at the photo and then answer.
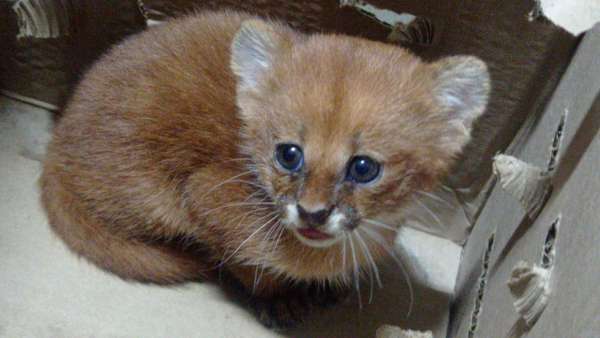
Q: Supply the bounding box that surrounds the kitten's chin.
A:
[291,228,343,248]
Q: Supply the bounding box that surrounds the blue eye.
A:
[275,144,304,172]
[347,156,381,183]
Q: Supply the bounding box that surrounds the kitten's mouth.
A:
[297,227,333,240]
[292,227,341,248]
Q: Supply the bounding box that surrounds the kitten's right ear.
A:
[432,56,490,132]
[231,20,287,91]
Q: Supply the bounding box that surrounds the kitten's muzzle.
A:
[297,204,333,228]
[283,202,351,248]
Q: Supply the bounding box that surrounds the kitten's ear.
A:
[432,56,490,131]
[231,20,287,90]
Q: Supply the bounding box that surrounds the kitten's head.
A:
[230,19,490,249]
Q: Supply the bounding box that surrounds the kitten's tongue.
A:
[297,228,332,240]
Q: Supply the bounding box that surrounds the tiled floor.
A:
[0,97,449,338]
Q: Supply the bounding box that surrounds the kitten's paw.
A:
[307,283,351,309]
[251,292,310,329]
[250,284,350,330]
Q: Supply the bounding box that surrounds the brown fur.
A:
[40,10,489,326]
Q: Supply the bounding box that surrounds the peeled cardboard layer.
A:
[376,325,433,338]
[492,154,552,219]
[12,0,71,39]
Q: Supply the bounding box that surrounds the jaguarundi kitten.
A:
[40,10,490,328]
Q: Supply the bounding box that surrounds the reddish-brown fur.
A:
[40,11,489,326]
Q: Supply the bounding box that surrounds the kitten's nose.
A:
[297,204,332,228]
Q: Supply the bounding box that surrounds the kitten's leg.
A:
[41,174,209,284]
[226,265,349,329]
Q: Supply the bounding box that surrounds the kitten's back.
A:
[40,11,255,282]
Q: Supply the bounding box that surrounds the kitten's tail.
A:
[40,170,208,285]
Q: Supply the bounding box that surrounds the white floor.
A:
[0,97,450,338]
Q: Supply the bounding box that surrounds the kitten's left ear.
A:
[432,56,491,131]
[231,19,289,91]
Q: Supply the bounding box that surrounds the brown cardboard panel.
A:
[140,0,339,33]
[449,23,600,337]
[357,0,454,49]
[141,0,392,44]
[0,0,145,109]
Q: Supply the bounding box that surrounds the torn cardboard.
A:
[0,0,145,109]
[376,325,433,338]
[450,23,600,337]
[507,261,551,327]
[492,154,552,219]
[12,0,71,39]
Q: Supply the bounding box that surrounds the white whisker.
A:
[354,231,375,304]
[416,190,454,208]
[229,179,269,191]
[348,233,362,309]
[252,264,261,293]
[252,220,281,292]
[361,226,414,318]
[341,236,347,277]
[199,171,254,200]
[222,206,269,231]
[270,222,286,257]
[411,195,444,230]
[218,157,253,165]
[441,185,454,192]
[219,212,279,267]
[356,229,383,289]
[200,201,276,217]
[364,219,397,232]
